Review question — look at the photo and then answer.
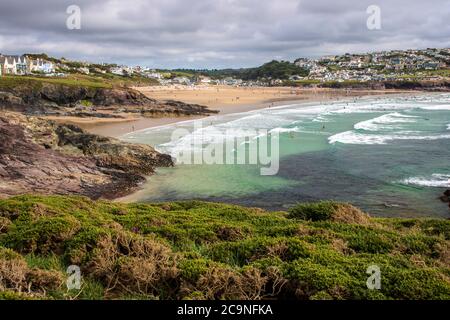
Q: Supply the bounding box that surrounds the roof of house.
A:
[0,55,27,65]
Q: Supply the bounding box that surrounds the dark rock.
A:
[0,112,174,199]
[0,82,218,118]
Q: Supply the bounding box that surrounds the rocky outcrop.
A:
[0,112,173,199]
[0,81,217,118]
[383,80,450,91]
[440,190,450,211]
[54,124,173,175]
[319,80,450,91]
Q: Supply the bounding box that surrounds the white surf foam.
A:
[400,174,450,188]
[420,105,450,111]
[354,113,419,131]
[269,126,301,134]
[312,115,332,123]
[328,131,450,145]
[331,101,416,114]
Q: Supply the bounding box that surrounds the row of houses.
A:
[0,55,55,76]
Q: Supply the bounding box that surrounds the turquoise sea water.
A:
[121,93,450,218]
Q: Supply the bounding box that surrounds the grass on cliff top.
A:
[0,195,449,300]
[0,74,159,91]
[0,75,113,90]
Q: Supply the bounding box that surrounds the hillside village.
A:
[294,48,450,83]
[0,48,449,87]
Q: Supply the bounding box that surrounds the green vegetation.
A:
[424,69,450,78]
[0,195,448,300]
[288,201,339,221]
[283,79,322,87]
[0,75,112,90]
[80,100,93,107]
[239,60,309,80]
[320,80,371,88]
[172,60,309,81]
[0,73,159,93]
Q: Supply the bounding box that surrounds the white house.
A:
[110,66,133,76]
[28,58,55,74]
[172,76,191,85]
[0,56,17,74]
[15,56,28,74]
[0,55,30,75]
[78,67,90,74]
[199,76,212,84]
[146,72,163,79]
[110,67,124,75]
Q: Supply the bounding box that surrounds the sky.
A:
[0,0,449,69]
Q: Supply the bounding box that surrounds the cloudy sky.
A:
[0,0,449,68]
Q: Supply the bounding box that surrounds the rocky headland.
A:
[0,79,218,119]
[0,112,173,199]
[318,79,450,91]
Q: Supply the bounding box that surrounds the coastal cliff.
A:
[0,112,173,199]
[0,78,218,118]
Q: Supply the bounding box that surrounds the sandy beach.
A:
[137,85,404,113]
[55,86,410,137]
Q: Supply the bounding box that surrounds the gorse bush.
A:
[288,201,339,221]
[0,195,449,300]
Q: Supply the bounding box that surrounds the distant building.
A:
[146,72,163,79]
[0,55,29,75]
[421,62,439,70]
[78,67,90,74]
[110,66,134,76]
[199,76,212,84]
[110,67,124,76]
[28,58,55,74]
[172,76,191,85]
[15,56,28,74]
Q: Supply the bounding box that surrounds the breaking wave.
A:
[354,113,419,131]
[399,174,450,188]
[328,131,450,145]
[420,105,450,111]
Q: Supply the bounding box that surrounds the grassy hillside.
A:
[0,74,158,91]
[0,75,112,90]
[173,60,309,81]
[0,195,449,300]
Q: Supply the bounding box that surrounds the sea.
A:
[121,93,450,218]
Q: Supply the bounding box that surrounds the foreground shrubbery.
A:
[0,196,449,300]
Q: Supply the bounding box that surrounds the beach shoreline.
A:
[62,86,415,138]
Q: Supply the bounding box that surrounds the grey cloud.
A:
[0,0,449,68]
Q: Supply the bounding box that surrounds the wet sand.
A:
[74,115,205,137]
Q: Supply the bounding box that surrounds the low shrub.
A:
[288,201,338,221]
[0,195,448,300]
